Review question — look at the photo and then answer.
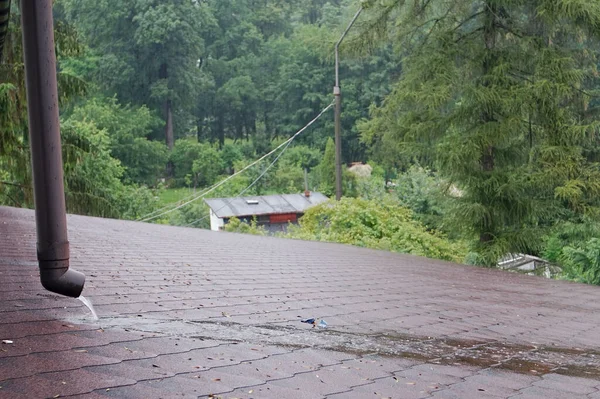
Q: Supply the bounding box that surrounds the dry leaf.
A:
[248,390,253,394]
[406,382,416,385]
[212,378,221,382]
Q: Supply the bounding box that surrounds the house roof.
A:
[204,192,329,219]
[1,206,600,398]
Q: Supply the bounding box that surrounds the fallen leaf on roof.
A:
[406,382,416,385]
[393,377,398,382]
[212,378,221,382]
[1,340,13,344]
[152,364,160,368]
[61,382,66,385]
[248,390,253,394]
[73,349,87,353]
[221,312,231,317]
[53,395,60,398]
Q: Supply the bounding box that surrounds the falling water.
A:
[77,295,99,321]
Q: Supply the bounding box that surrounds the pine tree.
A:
[359,0,600,263]
[318,137,337,197]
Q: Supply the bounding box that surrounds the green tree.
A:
[170,138,224,187]
[60,0,215,148]
[60,119,157,219]
[68,97,167,186]
[316,137,336,196]
[0,2,85,208]
[359,0,600,264]
[560,238,600,285]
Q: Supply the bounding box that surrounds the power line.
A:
[138,101,334,223]
[185,137,294,227]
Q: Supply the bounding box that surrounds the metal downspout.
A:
[20,0,85,298]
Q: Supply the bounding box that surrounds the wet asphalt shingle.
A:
[0,205,599,399]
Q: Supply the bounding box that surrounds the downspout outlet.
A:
[39,260,85,298]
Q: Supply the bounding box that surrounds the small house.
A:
[204,192,328,233]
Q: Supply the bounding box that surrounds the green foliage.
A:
[560,238,600,285]
[192,145,223,187]
[358,0,600,265]
[542,220,600,263]
[67,97,167,185]
[287,198,467,263]
[316,137,336,196]
[394,166,454,233]
[223,217,266,236]
[60,119,157,219]
[60,0,215,140]
[170,139,224,187]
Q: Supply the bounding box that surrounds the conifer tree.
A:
[359,0,600,263]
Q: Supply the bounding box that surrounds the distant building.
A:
[497,254,560,278]
[204,192,329,233]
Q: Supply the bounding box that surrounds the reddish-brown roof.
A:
[1,206,599,398]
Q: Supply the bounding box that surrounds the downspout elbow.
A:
[39,260,85,298]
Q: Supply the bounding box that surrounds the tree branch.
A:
[453,11,484,32]
[0,181,31,190]
[455,27,484,43]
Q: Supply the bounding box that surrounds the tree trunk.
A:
[479,2,498,244]
[217,114,225,148]
[196,117,203,142]
[159,62,174,151]
[165,100,174,150]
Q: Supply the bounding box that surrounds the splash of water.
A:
[78,295,99,321]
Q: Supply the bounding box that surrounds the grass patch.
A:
[157,188,195,207]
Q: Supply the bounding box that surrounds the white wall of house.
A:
[210,210,225,231]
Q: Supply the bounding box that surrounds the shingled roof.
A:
[1,205,600,398]
[205,193,329,219]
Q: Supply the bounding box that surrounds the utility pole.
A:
[334,7,363,201]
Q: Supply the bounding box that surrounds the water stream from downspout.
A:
[78,296,99,321]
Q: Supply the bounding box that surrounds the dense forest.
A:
[2,0,600,285]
